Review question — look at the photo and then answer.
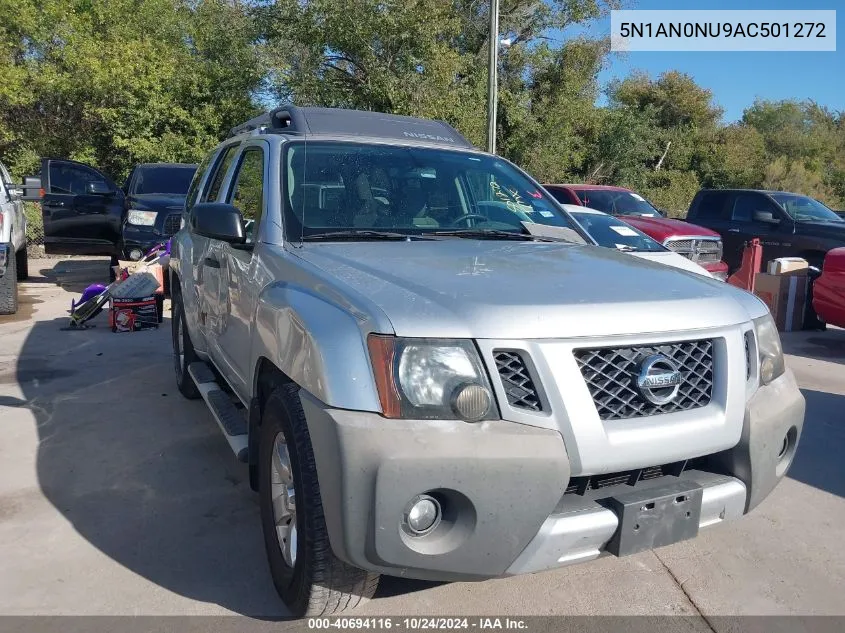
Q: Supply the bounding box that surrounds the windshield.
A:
[770,193,844,224]
[131,166,197,195]
[570,212,666,253]
[283,141,584,240]
[574,190,661,217]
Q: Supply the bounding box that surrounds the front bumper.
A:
[300,368,804,581]
[120,224,172,260]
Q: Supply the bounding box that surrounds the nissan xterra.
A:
[168,106,805,617]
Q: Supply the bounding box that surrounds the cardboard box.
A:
[754,272,807,332]
[109,295,161,332]
[767,257,808,276]
[113,261,164,294]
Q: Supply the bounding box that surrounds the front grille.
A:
[564,461,688,496]
[493,351,542,411]
[574,340,714,421]
[163,213,182,236]
[665,237,722,264]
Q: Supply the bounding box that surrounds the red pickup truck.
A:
[545,184,729,280]
[812,247,845,328]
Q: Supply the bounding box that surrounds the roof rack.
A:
[227,104,475,149]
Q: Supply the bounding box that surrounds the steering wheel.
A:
[449,213,490,227]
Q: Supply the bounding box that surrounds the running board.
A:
[188,362,249,463]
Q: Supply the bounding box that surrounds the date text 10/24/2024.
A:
[308,618,528,630]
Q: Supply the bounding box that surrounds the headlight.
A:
[367,335,497,421]
[753,313,785,385]
[127,210,157,226]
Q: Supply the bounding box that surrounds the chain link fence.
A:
[24,201,46,256]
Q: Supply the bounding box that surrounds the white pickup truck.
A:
[0,161,28,314]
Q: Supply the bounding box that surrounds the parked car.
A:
[560,204,714,278]
[24,159,195,265]
[544,184,729,280]
[119,162,197,261]
[0,161,28,314]
[169,105,804,617]
[687,188,845,274]
[812,247,845,328]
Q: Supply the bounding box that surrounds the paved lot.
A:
[1,258,844,624]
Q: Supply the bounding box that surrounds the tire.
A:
[15,247,28,281]
[171,289,200,399]
[109,254,119,283]
[259,383,379,617]
[0,251,18,315]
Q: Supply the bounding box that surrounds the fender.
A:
[251,281,389,412]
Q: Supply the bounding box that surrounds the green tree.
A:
[0,0,264,180]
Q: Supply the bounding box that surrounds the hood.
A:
[293,240,766,339]
[791,220,845,237]
[127,193,187,213]
[620,215,720,241]
[630,250,713,278]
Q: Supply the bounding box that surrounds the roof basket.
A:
[228,106,304,138]
[227,104,475,149]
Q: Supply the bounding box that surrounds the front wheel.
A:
[259,383,379,616]
[171,290,200,399]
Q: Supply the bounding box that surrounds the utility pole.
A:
[486,0,499,154]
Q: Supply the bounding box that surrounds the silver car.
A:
[169,106,805,617]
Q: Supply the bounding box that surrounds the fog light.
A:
[129,248,143,261]
[405,494,441,535]
[451,383,492,421]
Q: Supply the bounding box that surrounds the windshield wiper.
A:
[430,229,540,241]
[302,230,414,241]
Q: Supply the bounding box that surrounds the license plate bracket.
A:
[602,480,703,557]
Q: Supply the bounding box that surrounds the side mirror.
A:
[8,187,23,199]
[20,176,43,201]
[753,210,780,224]
[86,181,113,195]
[190,202,246,244]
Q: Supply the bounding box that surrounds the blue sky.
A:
[557,0,843,123]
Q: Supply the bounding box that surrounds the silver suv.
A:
[169,106,805,617]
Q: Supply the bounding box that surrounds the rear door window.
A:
[692,192,731,220]
[202,145,239,203]
[186,151,215,212]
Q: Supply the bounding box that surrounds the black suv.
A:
[686,189,845,272]
[119,163,197,260]
[32,158,196,260]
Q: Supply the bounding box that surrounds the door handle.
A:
[728,228,740,233]
[204,257,220,269]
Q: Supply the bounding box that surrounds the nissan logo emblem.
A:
[636,355,682,405]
